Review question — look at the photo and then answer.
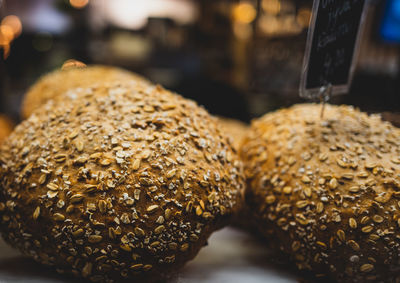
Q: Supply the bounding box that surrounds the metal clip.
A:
[319,83,332,119]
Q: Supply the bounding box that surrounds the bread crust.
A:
[241,104,400,282]
[0,115,13,144]
[217,117,249,151]
[1,81,245,282]
[21,65,149,119]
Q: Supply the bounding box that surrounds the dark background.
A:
[0,0,399,124]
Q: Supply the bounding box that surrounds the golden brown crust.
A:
[21,65,149,119]
[241,104,400,282]
[1,81,245,282]
[0,115,13,144]
[216,118,251,229]
[217,117,249,151]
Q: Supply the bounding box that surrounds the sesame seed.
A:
[372,215,383,223]
[360,263,374,273]
[53,213,65,222]
[166,169,177,179]
[195,206,203,216]
[291,241,300,252]
[154,225,165,234]
[134,227,145,237]
[348,240,360,251]
[180,243,189,252]
[265,195,276,204]
[88,235,103,243]
[146,205,159,214]
[70,194,84,204]
[361,226,373,233]
[337,229,345,242]
[301,175,311,184]
[349,218,357,229]
[283,186,292,194]
[46,183,59,191]
[72,229,84,238]
[329,178,338,189]
[296,200,308,209]
[132,159,141,171]
[33,206,40,220]
[130,264,143,271]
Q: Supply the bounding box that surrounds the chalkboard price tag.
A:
[300,0,368,99]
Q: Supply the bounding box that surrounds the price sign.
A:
[300,0,368,99]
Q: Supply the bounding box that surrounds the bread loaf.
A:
[1,81,245,282]
[241,104,400,281]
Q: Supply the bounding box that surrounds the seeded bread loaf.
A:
[0,81,245,282]
[241,104,400,282]
[0,115,13,144]
[217,117,249,151]
[21,65,149,119]
[216,118,252,230]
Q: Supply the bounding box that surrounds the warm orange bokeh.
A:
[70,0,89,9]
[0,15,22,59]
[1,15,22,37]
[232,2,256,24]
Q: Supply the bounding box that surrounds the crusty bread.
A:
[21,65,149,119]
[0,115,13,144]
[217,117,249,151]
[1,81,245,282]
[216,117,252,229]
[241,103,400,282]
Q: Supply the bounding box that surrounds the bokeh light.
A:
[100,0,197,30]
[262,0,281,15]
[70,0,89,9]
[296,8,311,28]
[0,14,23,58]
[1,15,22,38]
[0,25,14,43]
[233,22,252,40]
[233,2,256,24]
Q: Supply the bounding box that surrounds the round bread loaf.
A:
[1,81,245,282]
[217,117,249,151]
[0,115,13,144]
[241,104,400,282]
[21,65,149,119]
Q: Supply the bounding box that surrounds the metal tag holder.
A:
[299,0,369,100]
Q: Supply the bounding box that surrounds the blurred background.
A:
[0,0,399,124]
